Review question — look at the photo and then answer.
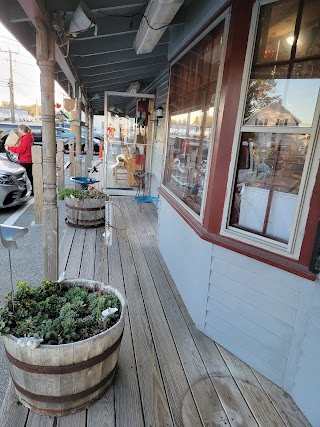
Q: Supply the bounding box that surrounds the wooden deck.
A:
[0,196,311,427]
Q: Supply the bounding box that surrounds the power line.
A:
[0,35,19,43]
[16,81,40,88]
[14,70,39,85]
[14,87,36,102]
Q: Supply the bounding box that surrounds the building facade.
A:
[152,1,320,425]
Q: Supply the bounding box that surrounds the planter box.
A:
[2,279,127,416]
[65,196,107,228]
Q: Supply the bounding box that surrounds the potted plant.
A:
[0,278,127,416]
[58,187,108,228]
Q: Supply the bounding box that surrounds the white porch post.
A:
[89,109,94,164]
[75,96,82,177]
[85,101,91,172]
[35,19,58,280]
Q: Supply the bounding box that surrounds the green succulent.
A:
[0,281,121,345]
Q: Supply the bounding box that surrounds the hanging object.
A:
[68,1,98,37]
[137,99,149,127]
[104,201,113,247]
[64,98,76,112]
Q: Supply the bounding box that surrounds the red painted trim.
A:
[159,186,315,281]
[204,0,255,234]
[299,167,320,265]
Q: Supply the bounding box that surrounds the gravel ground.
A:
[0,198,68,405]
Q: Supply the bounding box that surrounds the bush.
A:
[0,281,121,345]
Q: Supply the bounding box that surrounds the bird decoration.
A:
[171,158,186,173]
[109,154,126,168]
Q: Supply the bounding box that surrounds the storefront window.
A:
[163,22,225,215]
[229,0,320,244]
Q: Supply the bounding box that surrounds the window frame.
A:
[161,9,231,223]
[221,0,320,259]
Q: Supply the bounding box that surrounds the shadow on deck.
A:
[0,196,311,426]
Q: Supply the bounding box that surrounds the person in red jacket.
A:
[6,124,34,195]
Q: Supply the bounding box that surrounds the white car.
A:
[0,154,31,208]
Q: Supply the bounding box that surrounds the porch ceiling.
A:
[0,0,185,115]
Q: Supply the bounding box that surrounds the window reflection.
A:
[164,22,224,215]
[230,132,310,242]
[244,0,320,128]
[230,0,319,244]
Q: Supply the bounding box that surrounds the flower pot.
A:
[65,196,107,228]
[2,279,127,417]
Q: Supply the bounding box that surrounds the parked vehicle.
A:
[0,154,31,208]
[0,125,75,162]
[56,124,101,154]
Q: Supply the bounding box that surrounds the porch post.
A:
[75,96,82,176]
[89,109,94,163]
[35,19,58,280]
[84,101,91,172]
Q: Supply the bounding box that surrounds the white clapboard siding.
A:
[204,322,285,386]
[211,256,300,308]
[205,306,288,372]
[209,285,293,341]
[289,287,320,427]
[208,270,296,325]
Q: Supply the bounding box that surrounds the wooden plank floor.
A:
[0,196,311,427]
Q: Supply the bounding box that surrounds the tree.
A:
[1,100,10,109]
[244,79,280,120]
[192,115,201,126]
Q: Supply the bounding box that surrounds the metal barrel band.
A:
[65,203,106,211]
[5,331,123,374]
[65,218,104,228]
[12,365,117,403]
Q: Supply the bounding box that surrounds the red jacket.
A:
[8,133,34,163]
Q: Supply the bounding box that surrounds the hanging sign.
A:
[64,98,76,112]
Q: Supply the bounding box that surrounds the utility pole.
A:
[9,50,16,123]
[0,49,18,123]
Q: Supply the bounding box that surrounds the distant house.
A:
[245,101,301,126]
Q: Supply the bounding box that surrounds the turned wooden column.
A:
[84,101,91,173]
[35,19,58,280]
[75,96,82,177]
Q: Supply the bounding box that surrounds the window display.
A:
[229,0,320,244]
[163,22,225,216]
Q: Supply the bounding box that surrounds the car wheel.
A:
[6,149,19,163]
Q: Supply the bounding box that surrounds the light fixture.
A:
[156,106,164,119]
[134,0,183,55]
[150,106,164,126]
[69,1,98,37]
[287,36,294,46]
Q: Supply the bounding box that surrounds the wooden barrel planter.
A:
[65,196,107,228]
[2,279,127,416]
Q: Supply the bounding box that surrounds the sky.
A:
[0,22,66,107]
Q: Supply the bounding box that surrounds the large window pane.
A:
[244,0,320,127]
[253,0,299,65]
[230,132,310,242]
[163,22,224,215]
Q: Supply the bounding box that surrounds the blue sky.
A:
[274,79,320,127]
[0,22,66,106]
